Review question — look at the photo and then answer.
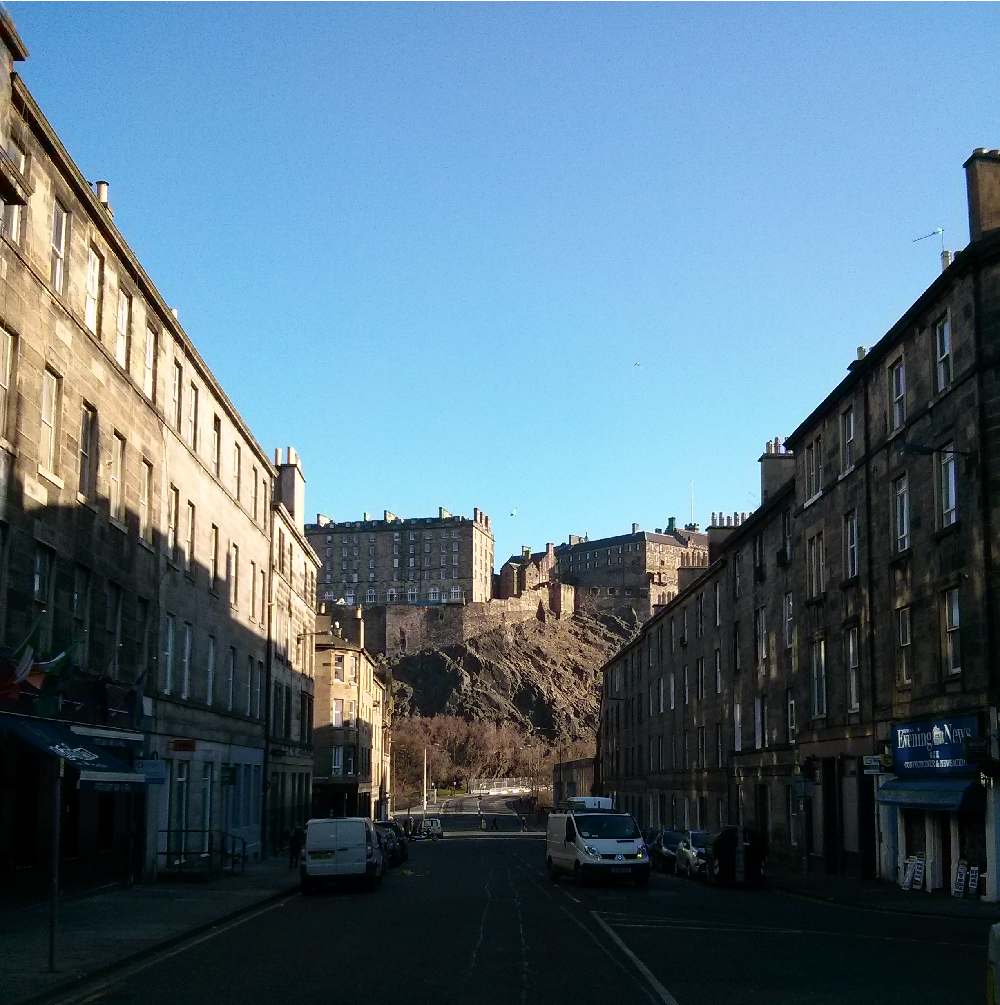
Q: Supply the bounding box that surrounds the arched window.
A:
[366,588,376,604]
[386,588,397,603]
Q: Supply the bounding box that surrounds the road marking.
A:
[506,865,530,1005]
[53,893,299,1004]
[598,915,982,949]
[590,911,681,1005]
[465,865,495,979]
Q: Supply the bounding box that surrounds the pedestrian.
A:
[520,815,527,832]
[480,813,486,831]
[288,825,305,869]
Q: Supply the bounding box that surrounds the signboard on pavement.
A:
[863,755,886,775]
[953,860,968,898]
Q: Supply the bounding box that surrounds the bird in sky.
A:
[510,507,518,518]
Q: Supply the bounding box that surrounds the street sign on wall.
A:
[892,715,979,776]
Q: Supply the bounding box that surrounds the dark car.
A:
[650,828,684,874]
[384,819,409,863]
[707,826,767,886]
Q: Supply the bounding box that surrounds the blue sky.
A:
[10,3,998,566]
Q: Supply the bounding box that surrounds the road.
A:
[65,835,985,1005]
[400,792,537,832]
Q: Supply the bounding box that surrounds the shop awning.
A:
[0,712,146,785]
[876,776,981,811]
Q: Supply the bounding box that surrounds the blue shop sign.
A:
[892,715,979,776]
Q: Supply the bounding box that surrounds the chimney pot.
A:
[95,180,109,206]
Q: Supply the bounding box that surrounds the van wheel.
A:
[547,857,558,882]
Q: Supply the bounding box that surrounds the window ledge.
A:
[804,592,827,607]
[109,517,128,535]
[933,521,959,542]
[0,435,16,457]
[138,537,155,554]
[839,575,860,590]
[838,464,856,482]
[37,466,64,490]
[802,491,822,510]
[889,548,912,567]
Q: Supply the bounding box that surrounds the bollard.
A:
[988,922,1000,1004]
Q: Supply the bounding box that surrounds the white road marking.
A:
[507,865,530,1005]
[599,915,982,949]
[466,865,494,976]
[590,911,682,1005]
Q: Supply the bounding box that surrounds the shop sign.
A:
[136,758,167,784]
[863,755,887,775]
[892,715,978,776]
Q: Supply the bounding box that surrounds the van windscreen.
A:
[574,814,641,840]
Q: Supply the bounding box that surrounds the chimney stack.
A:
[631,522,640,534]
[964,148,1000,241]
[941,249,954,272]
[275,446,307,533]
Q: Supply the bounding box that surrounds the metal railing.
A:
[156,831,247,879]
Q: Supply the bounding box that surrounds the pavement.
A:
[1,832,993,1005]
[769,860,1000,920]
[1,856,299,1005]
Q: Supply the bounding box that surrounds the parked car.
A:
[707,826,768,886]
[300,817,384,893]
[384,820,409,862]
[649,828,684,874]
[376,824,402,866]
[675,830,712,878]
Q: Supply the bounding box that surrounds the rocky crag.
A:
[385,610,637,743]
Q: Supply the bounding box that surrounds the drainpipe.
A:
[972,263,1000,901]
[862,365,882,879]
[260,502,276,858]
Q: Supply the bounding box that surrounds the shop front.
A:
[0,711,147,902]
[876,712,986,894]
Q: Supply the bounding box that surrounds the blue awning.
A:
[876,776,980,811]
[0,712,146,785]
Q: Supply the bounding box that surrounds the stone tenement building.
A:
[311,607,389,820]
[555,519,708,620]
[600,148,1000,900]
[306,506,495,608]
[0,15,318,896]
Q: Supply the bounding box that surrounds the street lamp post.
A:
[422,746,427,813]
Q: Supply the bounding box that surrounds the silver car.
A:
[675,829,712,878]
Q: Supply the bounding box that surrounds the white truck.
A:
[546,796,650,886]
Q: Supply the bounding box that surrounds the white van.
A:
[301,817,384,893]
[546,797,649,885]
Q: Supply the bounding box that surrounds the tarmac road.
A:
[63,836,985,1005]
